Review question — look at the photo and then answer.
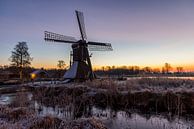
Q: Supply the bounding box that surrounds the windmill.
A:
[44,10,113,81]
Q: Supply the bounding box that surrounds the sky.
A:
[1,0,194,70]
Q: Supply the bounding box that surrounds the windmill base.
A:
[63,61,93,81]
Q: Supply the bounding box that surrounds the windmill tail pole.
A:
[85,49,95,80]
[88,58,95,80]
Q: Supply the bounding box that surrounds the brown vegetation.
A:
[1,78,194,128]
[30,78,194,117]
[63,117,107,129]
[29,116,62,129]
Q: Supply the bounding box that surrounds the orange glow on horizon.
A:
[31,63,194,72]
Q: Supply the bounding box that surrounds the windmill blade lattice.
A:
[88,41,113,51]
[44,31,78,43]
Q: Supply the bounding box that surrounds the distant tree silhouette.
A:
[143,67,152,73]
[176,67,183,73]
[163,63,172,73]
[57,60,66,78]
[9,42,33,81]
[152,68,160,73]
[57,60,66,69]
[102,66,105,71]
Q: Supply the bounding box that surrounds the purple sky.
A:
[1,0,194,70]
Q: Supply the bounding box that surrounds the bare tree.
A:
[57,60,66,78]
[143,66,152,73]
[163,63,172,73]
[9,42,33,81]
[57,60,66,69]
[176,67,183,73]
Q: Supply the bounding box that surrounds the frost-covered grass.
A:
[1,78,194,129]
[137,77,194,87]
[85,78,194,93]
[31,79,194,116]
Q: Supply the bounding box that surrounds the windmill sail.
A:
[44,31,78,43]
[76,10,87,41]
[87,41,113,51]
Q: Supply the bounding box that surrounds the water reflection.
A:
[1,92,194,129]
[92,108,194,129]
[34,101,74,120]
[0,93,15,105]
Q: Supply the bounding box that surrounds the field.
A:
[0,78,194,129]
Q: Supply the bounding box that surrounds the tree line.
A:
[94,63,185,77]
